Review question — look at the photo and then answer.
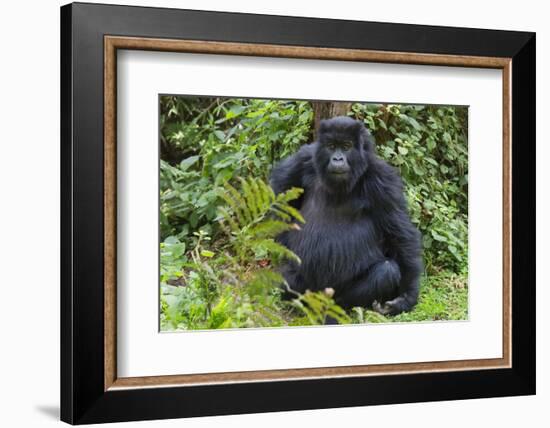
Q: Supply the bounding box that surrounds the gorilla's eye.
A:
[326,141,352,151]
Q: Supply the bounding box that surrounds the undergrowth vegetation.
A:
[159,96,468,330]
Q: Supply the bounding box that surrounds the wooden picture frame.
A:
[61,2,535,424]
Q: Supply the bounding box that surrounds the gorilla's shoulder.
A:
[270,143,317,194]
[363,155,406,208]
[294,142,318,160]
[274,143,316,172]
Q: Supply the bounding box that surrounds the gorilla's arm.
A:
[377,208,422,314]
[366,159,423,315]
[270,143,316,201]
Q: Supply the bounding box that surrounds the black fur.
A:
[270,116,422,315]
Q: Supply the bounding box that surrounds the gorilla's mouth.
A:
[328,168,350,176]
[327,171,350,182]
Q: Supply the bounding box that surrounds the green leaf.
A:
[214,130,225,141]
[189,211,199,228]
[431,230,447,242]
[226,105,245,118]
[179,155,200,171]
[408,117,422,131]
[413,164,425,175]
[425,157,438,166]
[377,118,388,130]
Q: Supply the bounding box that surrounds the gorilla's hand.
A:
[372,297,407,316]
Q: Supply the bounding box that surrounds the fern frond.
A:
[251,239,301,264]
[251,269,285,286]
[291,299,318,325]
[269,206,292,221]
[218,178,304,232]
[217,206,239,234]
[246,270,286,297]
[249,177,263,215]
[253,306,285,326]
[216,177,304,266]
[326,305,352,324]
[248,220,293,239]
[302,291,325,314]
[363,310,390,323]
[295,290,352,325]
[217,185,246,227]
[276,186,304,204]
[239,177,259,220]
[272,202,305,224]
[225,181,252,226]
[257,178,275,213]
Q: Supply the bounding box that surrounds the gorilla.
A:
[270,116,422,315]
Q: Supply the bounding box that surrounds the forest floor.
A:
[368,270,469,324]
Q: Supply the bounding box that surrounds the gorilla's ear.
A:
[357,120,375,152]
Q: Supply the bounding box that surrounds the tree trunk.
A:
[312,101,353,140]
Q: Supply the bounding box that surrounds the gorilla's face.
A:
[324,139,353,179]
[316,117,369,191]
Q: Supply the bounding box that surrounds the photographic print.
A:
[159,96,469,331]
